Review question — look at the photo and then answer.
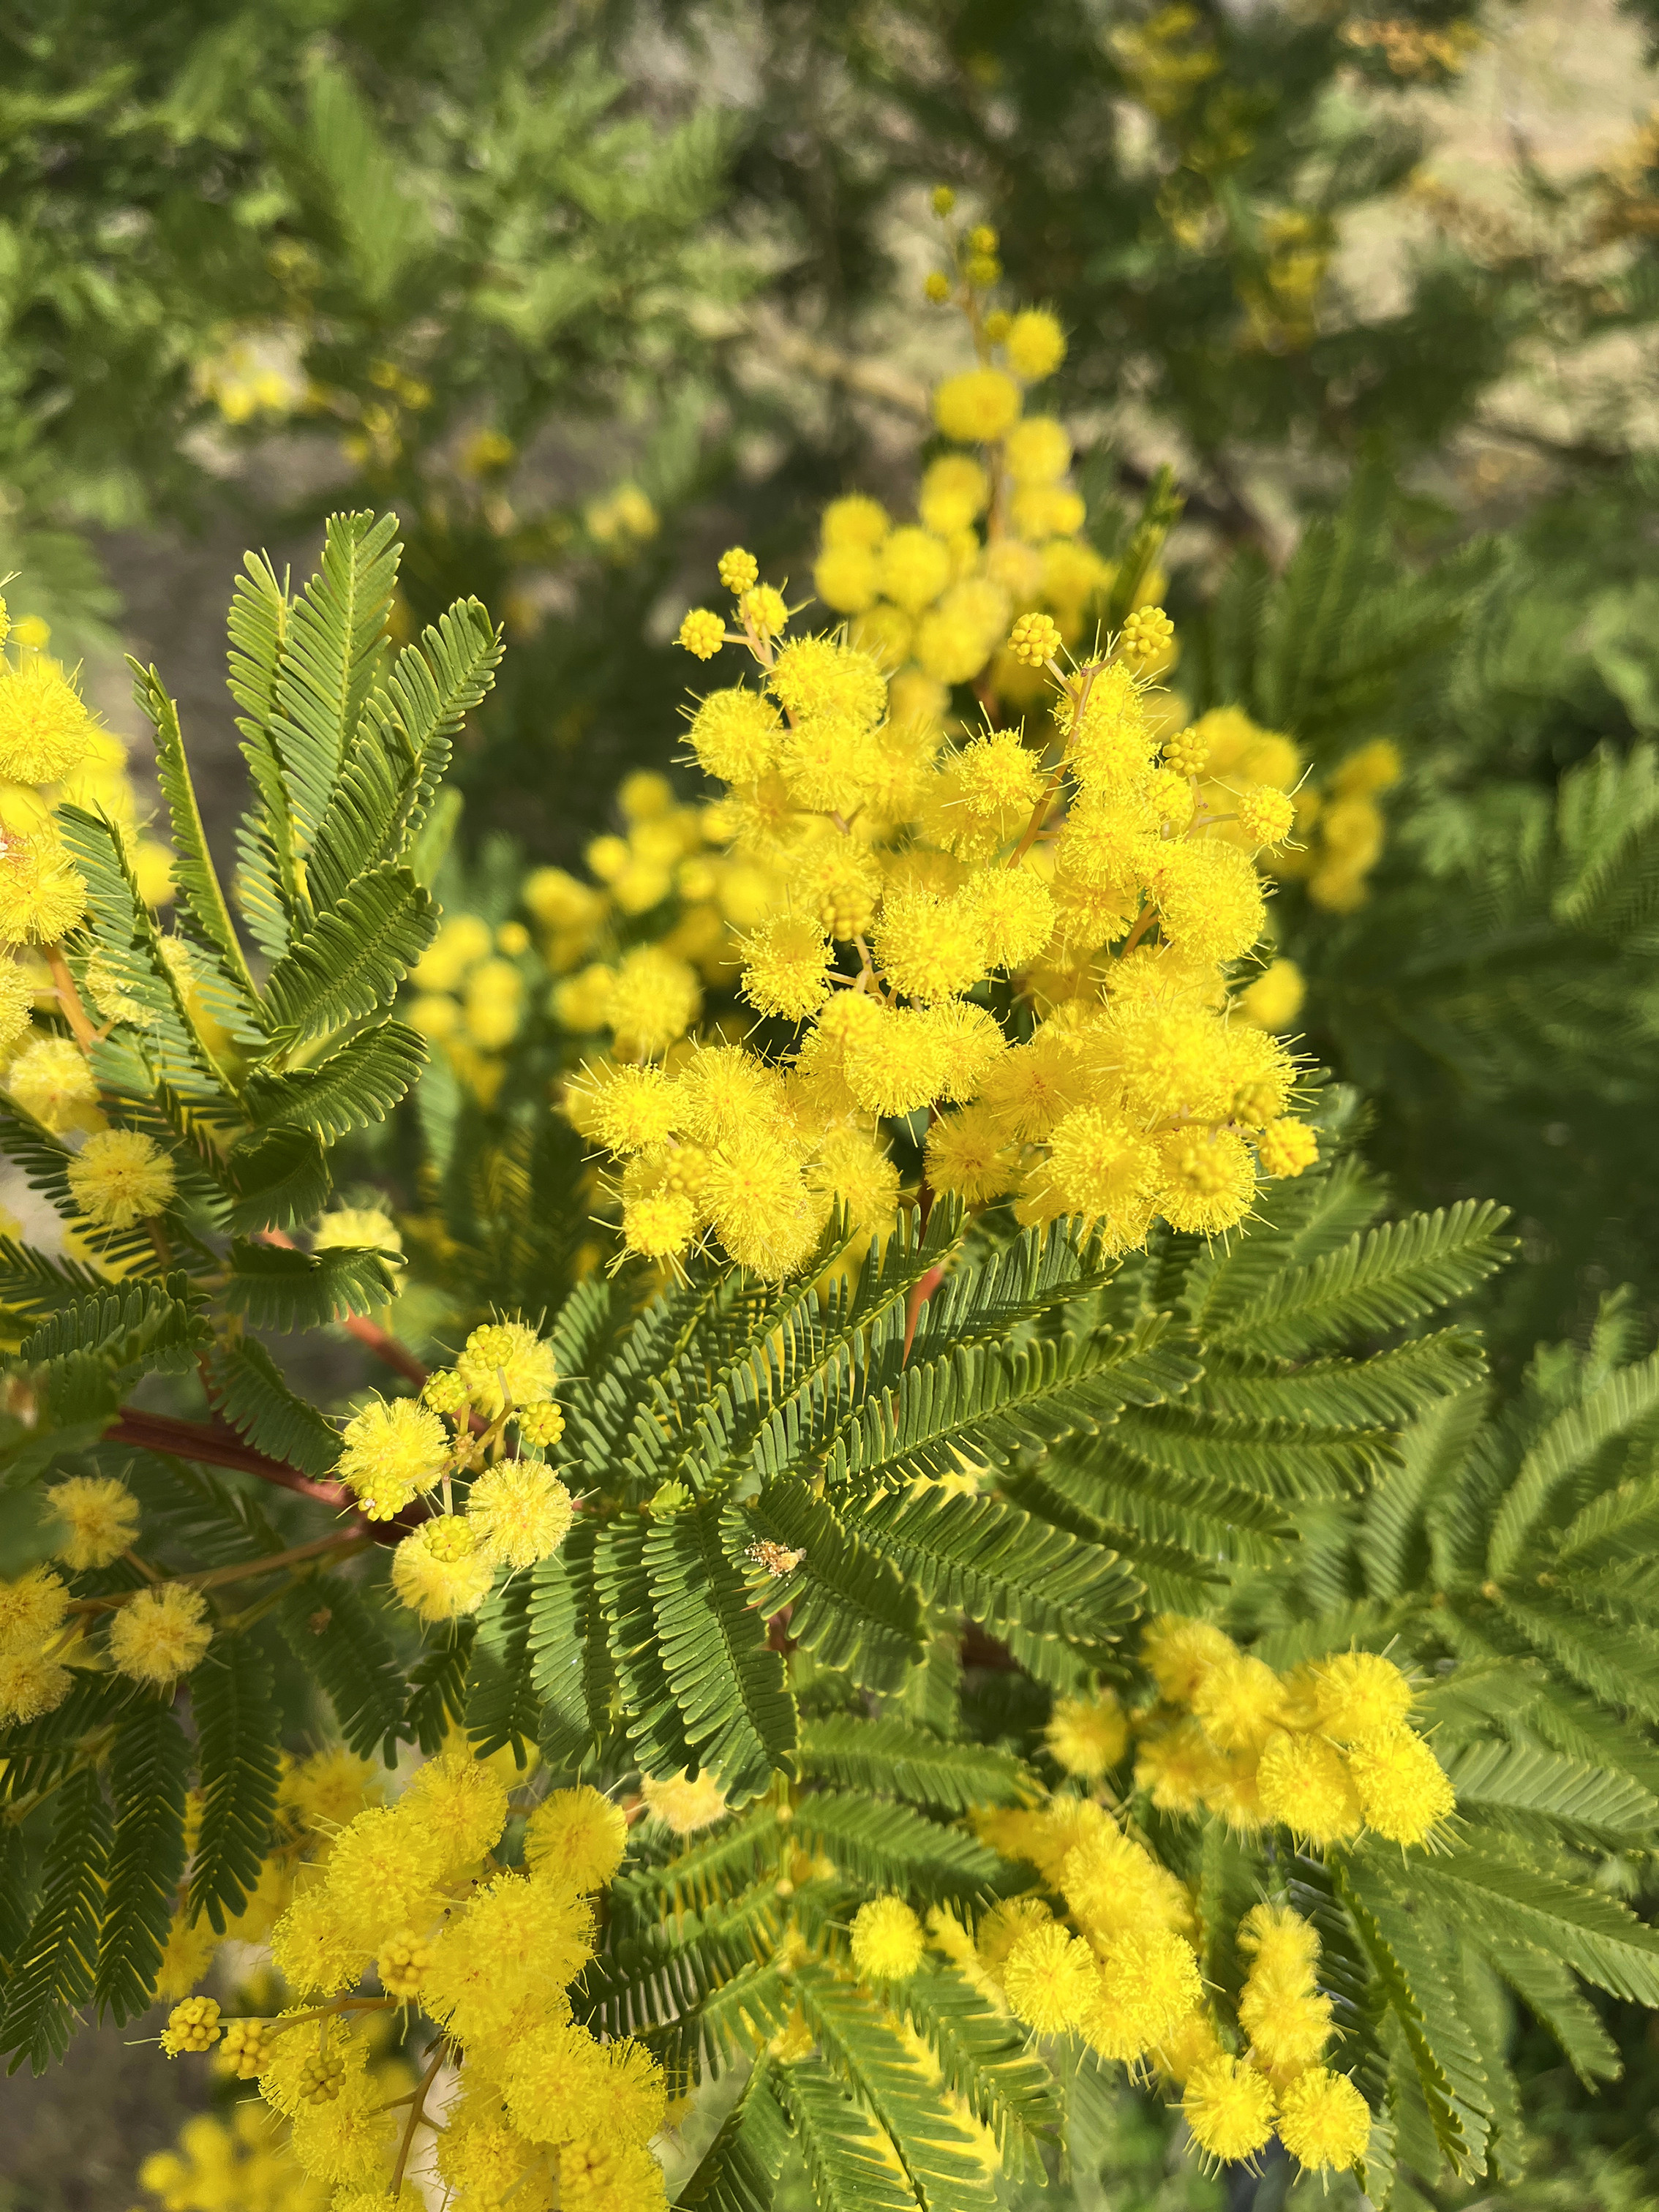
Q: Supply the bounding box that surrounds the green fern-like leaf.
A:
[0,1767,113,2072]
[674,2058,794,2210]
[775,2054,919,2212]
[208,1340,343,1480]
[223,1240,399,1329]
[245,1020,427,1142]
[648,1502,797,1802]
[279,1577,408,1764]
[95,1701,190,2025]
[464,1578,540,1765]
[795,1717,1034,1815]
[187,1640,282,1935]
[738,1482,922,1692]
[259,863,434,1051]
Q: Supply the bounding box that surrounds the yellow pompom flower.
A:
[919,454,990,534]
[1347,1728,1456,1846]
[1152,839,1265,964]
[1238,958,1305,1031]
[1042,1105,1159,1233]
[0,1649,73,1722]
[608,944,703,1058]
[1004,308,1067,380]
[516,1399,567,1449]
[718,547,759,595]
[108,1583,212,1685]
[45,1473,140,1570]
[850,1895,927,1982]
[337,1396,449,1520]
[1276,2067,1371,2172]
[0,1562,70,1651]
[1235,782,1296,848]
[0,830,86,948]
[1009,610,1062,668]
[1143,1615,1238,1704]
[1084,1927,1203,2060]
[525,1784,630,1891]
[970,867,1055,971]
[390,1515,496,1622]
[933,367,1022,445]
[1004,416,1072,485]
[1001,1922,1098,2034]
[10,1034,99,1132]
[1157,1129,1257,1237]
[465,1462,576,1570]
[396,1744,511,1870]
[64,1126,176,1228]
[0,954,32,1051]
[872,884,985,1004]
[1045,1691,1129,1779]
[0,658,94,786]
[642,1768,728,1835]
[456,1318,558,1418]
[1308,1650,1415,1743]
[677,609,726,660]
[741,914,836,1020]
[1255,1728,1362,1846]
[877,526,952,615]
[813,542,881,614]
[925,1103,1018,1206]
[821,494,890,550]
[770,636,888,727]
[1190,1652,1287,1753]
[1183,2055,1276,2163]
[159,1995,222,2057]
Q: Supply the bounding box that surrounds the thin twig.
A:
[390,2042,447,2198]
[43,943,98,1051]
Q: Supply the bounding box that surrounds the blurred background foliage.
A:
[7,5,1659,2195]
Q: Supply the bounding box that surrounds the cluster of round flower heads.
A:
[1129,1617,1457,1848]
[157,1747,669,2211]
[958,1795,1372,2178]
[575,516,1320,1278]
[334,1319,575,1625]
[0,1475,213,1723]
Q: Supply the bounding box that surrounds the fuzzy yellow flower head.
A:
[1255,1728,1361,1846]
[337,1395,449,1520]
[1045,1690,1129,1778]
[1238,958,1305,1031]
[456,1319,558,1419]
[0,1562,70,1652]
[45,1473,140,1570]
[741,914,836,1021]
[1004,308,1067,380]
[1347,1728,1456,1846]
[390,1515,495,1622]
[0,1648,73,1723]
[0,657,95,786]
[465,1462,576,1570]
[641,1768,728,1835]
[65,1127,176,1228]
[1309,1649,1415,1743]
[718,547,759,595]
[10,1034,98,1131]
[933,366,1022,445]
[1002,1921,1098,2033]
[1183,2055,1276,2163]
[849,1895,926,1982]
[1276,2066,1371,2172]
[525,1785,630,1892]
[108,1583,212,1685]
[0,830,86,949]
[677,609,726,661]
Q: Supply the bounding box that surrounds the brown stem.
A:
[391,2043,446,2198]
[43,943,98,1052]
[1118,902,1158,958]
[107,1406,351,1503]
[1007,761,1067,869]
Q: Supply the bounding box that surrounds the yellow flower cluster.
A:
[562,536,1320,1277]
[334,1319,573,1622]
[1132,1618,1456,1848]
[405,911,535,1107]
[160,1750,665,2211]
[1164,1906,1372,2172]
[962,1796,1371,2176]
[0,1497,218,1724]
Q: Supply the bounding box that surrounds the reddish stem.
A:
[108,1407,350,1505]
